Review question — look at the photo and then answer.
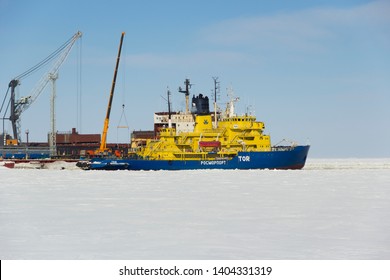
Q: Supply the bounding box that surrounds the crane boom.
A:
[21,31,82,108]
[4,31,82,143]
[98,32,125,153]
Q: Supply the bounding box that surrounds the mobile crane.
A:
[96,32,125,155]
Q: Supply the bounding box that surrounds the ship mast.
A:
[212,77,220,128]
[167,88,172,128]
[226,85,239,118]
[178,78,191,114]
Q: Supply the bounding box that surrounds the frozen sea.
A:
[0,158,389,260]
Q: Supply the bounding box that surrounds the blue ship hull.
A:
[87,145,310,171]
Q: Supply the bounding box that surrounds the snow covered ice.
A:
[1,158,389,259]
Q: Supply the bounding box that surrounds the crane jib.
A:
[105,32,125,120]
[99,32,125,153]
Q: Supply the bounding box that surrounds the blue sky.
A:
[0,0,389,158]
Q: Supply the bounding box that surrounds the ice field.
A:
[1,158,389,259]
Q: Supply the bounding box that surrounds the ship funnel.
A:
[191,94,210,115]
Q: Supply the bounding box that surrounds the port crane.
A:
[97,32,125,155]
[1,31,82,146]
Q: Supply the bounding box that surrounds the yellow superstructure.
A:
[134,112,271,161]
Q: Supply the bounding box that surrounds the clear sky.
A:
[1,0,389,158]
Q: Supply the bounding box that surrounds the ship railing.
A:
[202,128,226,134]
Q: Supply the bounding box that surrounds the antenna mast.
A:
[212,77,220,128]
[167,88,172,128]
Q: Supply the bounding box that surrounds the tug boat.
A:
[80,90,310,171]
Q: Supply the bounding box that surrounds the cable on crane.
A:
[0,87,10,114]
[117,104,129,128]
[1,88,11,137]
[14,33,79,81]
[117,103,129,143]
[117,35,128,143]
[76,36,83,132]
